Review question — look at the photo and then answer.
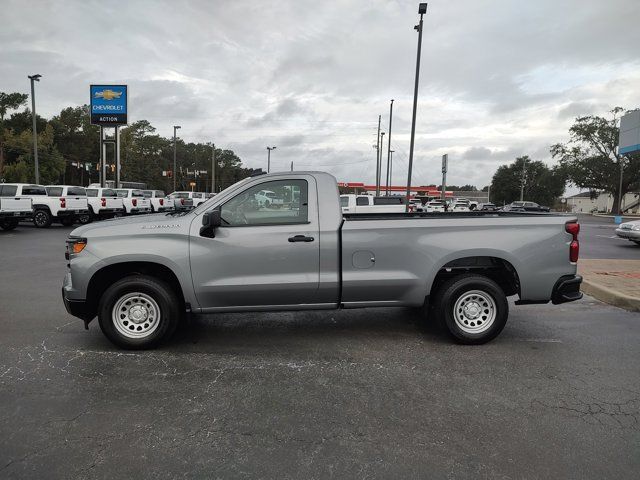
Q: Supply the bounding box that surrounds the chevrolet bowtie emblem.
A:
[94,89,122,100]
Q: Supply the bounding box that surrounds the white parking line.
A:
[594,235,628,241]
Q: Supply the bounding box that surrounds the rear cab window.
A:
[66,187,86,196]
[102,189,117,197]
[340,196,349,207]
[21,185,47,195]
[131,190,145,198]
[46,187,63,196]
[86,189,98,197]
[115,190,129,198]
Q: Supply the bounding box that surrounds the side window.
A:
[221,179,309,226]
[356,196,369,206]
[46,187,63,196]
[86,189,98,197]
[1,185,17,197]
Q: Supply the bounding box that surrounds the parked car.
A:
[62,171,582,349]
[451,201,470,212]
[425,200,446,213]
[255,189,285,208]
[340,194,408,213]
[478,202,499,212]
[615,220,640,245]
[503,201,550,212]
[115,189,152,214]
[143,190,175,213]
[2,183,88,228]
[409,199,424,212]
[0,184,33,231]
[85,187,125,221]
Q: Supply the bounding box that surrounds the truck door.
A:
[189,176,321,309]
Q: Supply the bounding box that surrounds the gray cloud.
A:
[1,0,639,188]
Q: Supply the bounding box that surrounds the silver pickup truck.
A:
[62,171,582,349]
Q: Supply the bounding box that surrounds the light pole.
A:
[405,3,428,211]
[267,146,276,173]
[379,132,385,192]
[386,99,394,195]
[210,142,216,193]
[389,150,395,191]
[375,115,381,195]
[173,125,181,191]
[520,157,526,201]
[28,74,42,183]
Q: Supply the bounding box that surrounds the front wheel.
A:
[98,275,181,349]
[434,274,508,344]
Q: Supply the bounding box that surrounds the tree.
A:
[3,124,64,184]
[490,156,565,206]
[551,108,640,214]
[0,92,28,177]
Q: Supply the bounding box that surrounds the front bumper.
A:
[551,275,583,304]
[62,272,95,322]
[615,228,640,240]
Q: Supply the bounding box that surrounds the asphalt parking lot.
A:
[1,223,640,479]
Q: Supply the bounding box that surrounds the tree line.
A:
[489,108,640,212]
[0,92,252,192]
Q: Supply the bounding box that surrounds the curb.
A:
[591,213,640,219]
[581,278,640,312]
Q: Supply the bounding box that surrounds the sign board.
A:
[619,110,640,155]
[441,154,448,174]
[90,85,128,126]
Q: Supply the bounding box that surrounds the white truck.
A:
[169,191,207,208]
[85,187,125,220]
[115,189,152,215]
[340,194,410,214]
[45,186,90,226]
[1,184,88,228]
[143,190,175,213]
[0,184,33,231]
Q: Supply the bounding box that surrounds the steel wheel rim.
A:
[112,292,161,339]
[453,289,496,334]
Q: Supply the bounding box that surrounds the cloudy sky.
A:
[2,0,639,189]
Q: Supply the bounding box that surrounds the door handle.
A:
[288,235,314,243]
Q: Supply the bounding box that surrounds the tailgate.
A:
[107,198,123,209]
[138,198,151,208]
[1,198,32,212]
[65,198,88,210]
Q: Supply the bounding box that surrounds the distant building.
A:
[567,191,640,214]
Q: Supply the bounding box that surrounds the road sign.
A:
[90,85,128,126]
[619,110,640,155]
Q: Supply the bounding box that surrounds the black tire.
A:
[98,275,181,349]
[434,274,508,345]
[264,200,270,208]
[78,212,92,225]
[33,209,52,228]
[60,216,76,227]
[0,219,18,231]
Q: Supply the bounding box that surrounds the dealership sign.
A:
[90,85,128,126]
[619,109,640,155]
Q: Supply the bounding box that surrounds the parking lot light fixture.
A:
[173,126,181,191]
[28,74,42,184]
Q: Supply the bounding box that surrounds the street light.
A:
[405,3,428,211]
[267,146,276,173]
[28,74,42,184]
[386,99,394,195]
[173,125,181,191]
[389,150,395,191]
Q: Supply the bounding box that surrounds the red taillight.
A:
[60,197,66,208]
[566,222,580,262]
[181,198,185,205]
[101,197,106,207]
[159,198,164,206]
[132,198,137,207]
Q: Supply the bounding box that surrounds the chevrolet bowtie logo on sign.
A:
[90,85,128,126]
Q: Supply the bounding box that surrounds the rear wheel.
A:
[33,209,52,228]
[78,212,92,224]
[434,274,508,344]
[98,275,180,349]
[0,219,18,231]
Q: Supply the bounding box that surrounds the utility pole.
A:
[487,183,491,203]
[520,157,526,201]
[618,157,624,214]
[28,74,42,183]
[379,132,385,194]
[405,3,428,211]
[385,99,394,195]
[290,161,294,171]
[173,125,181,191]
[441,154,448,202]
[375,115,381,195]
[211,143,215,193]
[267,146,276,173]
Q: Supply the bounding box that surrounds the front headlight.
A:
[633,225,640,231]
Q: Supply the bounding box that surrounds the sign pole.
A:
[100,126,106,188]
[115,126,121,189]
[211,143,215,193]
[441,154,447,202]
